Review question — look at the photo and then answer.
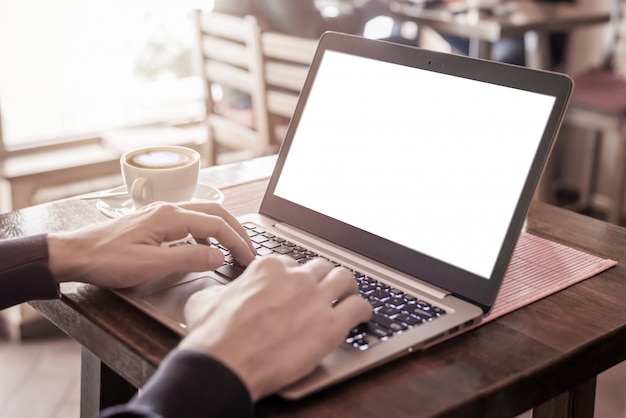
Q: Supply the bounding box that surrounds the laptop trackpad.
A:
[142,275,223,326]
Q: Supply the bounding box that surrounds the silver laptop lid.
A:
[260,32,572,313]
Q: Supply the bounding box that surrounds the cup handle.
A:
[131,177,152,206]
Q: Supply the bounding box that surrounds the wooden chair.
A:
[0,107,121,212]
[563,0,626,225]
[259,31,318,152]
[195,11,270,166]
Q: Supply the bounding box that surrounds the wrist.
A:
[47,233,87,283]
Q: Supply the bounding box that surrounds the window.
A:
[0,0,206,149]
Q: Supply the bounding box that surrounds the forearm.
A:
[100,349,254,418]
[0,234,60,310]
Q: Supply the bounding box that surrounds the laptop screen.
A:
[274,50,556,280]
[261,33,572,311]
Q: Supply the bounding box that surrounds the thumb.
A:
[157,245,226,273]
[184,284,225,326]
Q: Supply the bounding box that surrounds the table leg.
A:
[532,377,596,418]
[80,347,138,418]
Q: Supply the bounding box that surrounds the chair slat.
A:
[261,32,318,64]
[264,62,310,91]
[259,32,317,147]
[195,11,269,165]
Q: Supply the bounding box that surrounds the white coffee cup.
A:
[120,145,201,207]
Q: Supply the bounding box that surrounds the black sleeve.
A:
[0,234,60,310]
[100,349,254,418]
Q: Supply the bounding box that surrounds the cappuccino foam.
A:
[127,150,194,169]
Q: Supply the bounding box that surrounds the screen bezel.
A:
[259,32,572,313]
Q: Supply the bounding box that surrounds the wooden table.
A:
[388,0,610,69]
[2,158,624,418]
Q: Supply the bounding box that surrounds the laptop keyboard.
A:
[211,223,446,350]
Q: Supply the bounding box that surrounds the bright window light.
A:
[0,0,204,147]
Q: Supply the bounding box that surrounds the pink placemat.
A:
[423,232,616,349]
[484,231,618,323]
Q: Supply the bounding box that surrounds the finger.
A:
[190,282,226,305]
[179,202,257,254]
[317,266,360,302]
[186,282,224,309]
[162,244,227,271]
[239,254,297,282]
[184,284,225,324]
[198,217,255,266]
[138,203,255,264]
[331,294,373,332]
[295,257,335,283]
[115,246,227,286]
[156,206,255,266]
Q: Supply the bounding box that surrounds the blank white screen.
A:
[274,50,556,279]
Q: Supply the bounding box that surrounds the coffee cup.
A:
[120,145,201,207]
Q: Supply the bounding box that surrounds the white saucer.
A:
[96,184,225,218]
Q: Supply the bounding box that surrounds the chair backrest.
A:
[259,31,318,148]
[195,11,270,165]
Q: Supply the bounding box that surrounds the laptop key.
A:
[262,240,282,249]
[256,247,274,257]
[346,328,366,344]
[394,314,422,326]
[216,263,246,280]
[273,245,293,255]
[412,308,435,320]
[251,235,269,244]
[366,322,393,339]
[372,313,407,333]
[378,306,401,317]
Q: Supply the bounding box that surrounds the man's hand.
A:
[180,256,373,401]
[48,202,256,288]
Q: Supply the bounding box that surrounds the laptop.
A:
[114,32,572,399]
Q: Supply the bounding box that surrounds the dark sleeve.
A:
[0,234,60,310]
[99,349,254,418]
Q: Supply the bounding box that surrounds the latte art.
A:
[127,150,194,169]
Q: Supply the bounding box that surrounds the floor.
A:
[0,322,624,418]
[0,334,80,418]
